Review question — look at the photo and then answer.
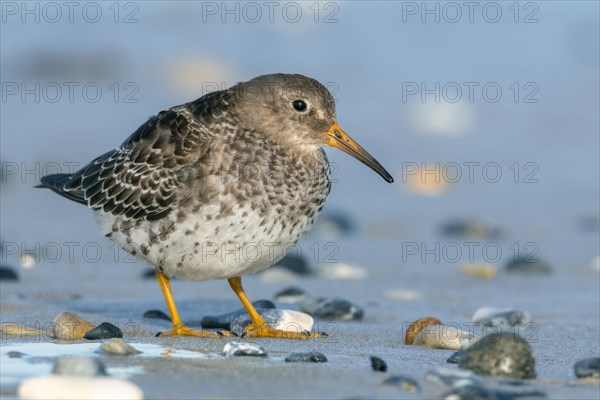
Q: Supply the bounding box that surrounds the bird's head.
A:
[229,73,394,183]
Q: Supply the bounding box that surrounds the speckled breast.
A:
[97,146,331,282]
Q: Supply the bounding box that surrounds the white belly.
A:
[95,202,315,281]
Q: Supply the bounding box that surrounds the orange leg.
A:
[228,276,325,339]
[155,270,227,338]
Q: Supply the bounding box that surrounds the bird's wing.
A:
[60,91,228,221]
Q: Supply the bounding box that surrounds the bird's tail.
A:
[37,173,87,205]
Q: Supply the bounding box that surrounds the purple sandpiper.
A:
[39,74,393,339]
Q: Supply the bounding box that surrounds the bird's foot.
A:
[242,323,327,339]
[157,325,234,338]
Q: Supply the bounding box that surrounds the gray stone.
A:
[504,257,552,275]
[285,352,328,363]
[274,286,308,304]
[230,309,313,337]
[370,356,387,372]
[447,350,465,364]
[472,307,531,328]
[98,338,141,356]
[273,254,312,275]
[52,356,107,377]
[574,357,600,378]
[143,309,171,322]
[426,368,484,388]
[223,342,267,358]
[0,265,19,281]
[201,300,276,330]
[459,333,536,379]
[301,297,364,321]
[84,322,123,340]
[381,375,420,392]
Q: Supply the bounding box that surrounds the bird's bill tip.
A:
[324,122,394,183]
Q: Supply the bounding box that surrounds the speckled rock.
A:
[274,286,308,304]
[84,322,123,340]
[18,376,144,400]
[574,357,600,378]
[472,307,530,328]
[300,297,364,321]
[231,309,314,337]
[381,375,420,392]
[504,257,552,275]
[98,339,141,356]
[223,341,267,358]
[285,352,328,363]
[413,325,477,350]
[370,356,387,372]
[143,309,171,322]
[405,317,443,345]
[459,333,536,379]
[52,312,95,341]
[52,357,107,376]
[201,300,276,330]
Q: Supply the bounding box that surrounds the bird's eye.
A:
[292,100,307,112]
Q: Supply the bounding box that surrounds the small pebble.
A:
[413,325,477,350]
[274,286,308,304]
[574,357,600,378]
[370,356,387,372]
[143,309,171,322]
[446,350,465,364]
[84,322,123,340]
[405,317,443,345]
[231,309,314,337]
[52,357,107,377]
[439,219,502,239]
[315,263,368,280]
[381,375,420,392]
[18,376,144,400]
[223,341,267,358]
[504,256,552,275]
[7,351,27,358]
[301,297,364,321]
[285,352,328,363]
[460,264,497,279]
[141,268,156,279]
[98,338,141,356]
[459,332,536,379]
[0,265,19,281]
[472,307,530,328]
[52,312,95,340]
[273,254,312,275]
[201,300,276,330]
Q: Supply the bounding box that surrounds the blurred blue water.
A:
[1,1,598,274]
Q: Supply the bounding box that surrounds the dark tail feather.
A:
[38,174,87,205]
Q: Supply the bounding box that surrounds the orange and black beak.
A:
[324,122,394,183]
